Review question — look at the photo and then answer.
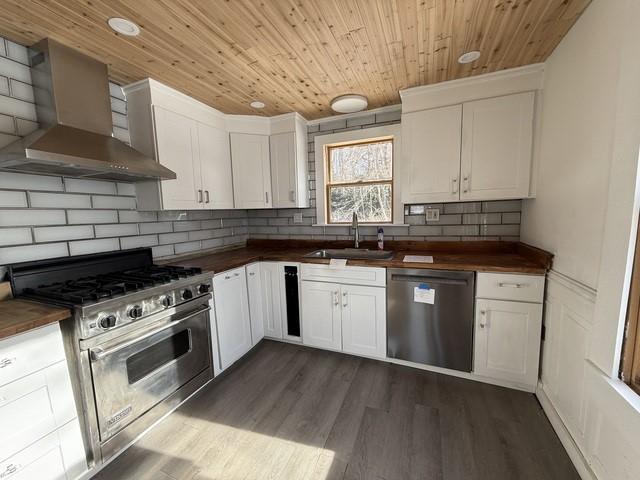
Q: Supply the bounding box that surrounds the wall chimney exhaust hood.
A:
[0,39,176,182]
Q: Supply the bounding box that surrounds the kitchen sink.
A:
[304,248,395,260]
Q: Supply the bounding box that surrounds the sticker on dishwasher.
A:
[414,284,435,304]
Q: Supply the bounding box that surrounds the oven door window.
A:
[126,328,192,384]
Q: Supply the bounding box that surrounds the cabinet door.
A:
[153,106,202,210]
[301,281,342,351]
[260,262,283,339]
[270,132,297,208]
[401,105,462,203]
[246,263,265,345]
[460,92,534,200]
[474,299,542,387]
[198,122,234,209]
[213,267,252,370]
[230,133,272,208]
[341,285,386,359]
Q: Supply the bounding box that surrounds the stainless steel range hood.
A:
[0,39,176,182]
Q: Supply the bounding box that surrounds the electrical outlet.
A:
[293,212,304,224]
[425,208,440,222]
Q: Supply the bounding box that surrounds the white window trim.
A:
[313,124,404,226]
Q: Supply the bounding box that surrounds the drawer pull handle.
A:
[333,291,339,306]
[498,282,527,288]
[342,291,348,308]
[0,357,15,369]
[3,463,21,476]
[479,310,487,328]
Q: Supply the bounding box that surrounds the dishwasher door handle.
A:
[389,274,469,286]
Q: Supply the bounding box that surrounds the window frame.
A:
[312,123,403,226]
[324,137,394,225]
[621,219,640,394]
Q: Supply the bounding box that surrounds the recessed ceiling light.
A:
[108,17,141,37]
[458,50,481,64]
[330,94,368,114]
[250,101,265,109]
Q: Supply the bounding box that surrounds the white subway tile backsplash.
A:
[112,126,130,144]
[67,209,118,224]
[0,227,31,246]
[479,224,520,236]
[64,178,117,195]
[0,57,31,84]
[0,112,14,134]
[139,222,172,234]
[158,211,188,221]
[118,211,157,223]
[202,238,224,249]
[173,220,201,232]
[0,242,68,264]
[120,234,158,249]
[94,223,138,238]
[5,41,29,65]
[109,82,125,101]
[0,190,27,207]
[9,79,34,102]
[0,132,18,148]
[29,192,92,209]
[92,195,136,209]
[0,39,5,57]
[158,232,188,245]
[0,209,66,226]
[174,241,202,254]
[0,94,36,121]
[0,76,8,96]
[116,183,136,196]
[15,118,38,136]
[69,238,120,256]
[34,225,93,243]
[0,172,63,191]
[151,245,174,258]
[112,111,128,129]
[110,97,126,114]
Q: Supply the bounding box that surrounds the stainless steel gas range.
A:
[7,248,214,467]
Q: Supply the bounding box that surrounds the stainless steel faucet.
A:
[351,212,360,249]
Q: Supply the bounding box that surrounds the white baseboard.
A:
[536,383,597,480]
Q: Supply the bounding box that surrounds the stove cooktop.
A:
[23,265,203,305]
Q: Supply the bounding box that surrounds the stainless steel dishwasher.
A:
[387,268,475,372]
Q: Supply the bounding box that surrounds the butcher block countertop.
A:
[0,299,71,341]
[165,239,553,275]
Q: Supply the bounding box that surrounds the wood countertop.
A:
[0,299,71,341]
[164,239,553,275]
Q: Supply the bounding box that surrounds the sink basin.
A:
[304,248,395,260]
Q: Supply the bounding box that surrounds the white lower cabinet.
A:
[0,323,87,480]
[341,284,386,359]
[301,280,386,359]
[301,281,342,351]
[246,263,265,345]
[213,267,253,371]
[473,298,543,388]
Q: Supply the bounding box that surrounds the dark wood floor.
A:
[95,340,579,480]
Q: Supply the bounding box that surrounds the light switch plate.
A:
[293,212,304,224]
[425,208,440,222]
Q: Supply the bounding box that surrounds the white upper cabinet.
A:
[401,91,536,203]
[124,79,232,211]
[460,92,534,200]
[401,105,462,203]
[230,133,272,209]
[198,122,234,209]
[152,106,202,210]
[269,114,309,208]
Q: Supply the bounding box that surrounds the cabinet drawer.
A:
[0,361,77,460]
[0,324,65,388]
[476,272,544,303]
[300,264,386,287]
[0,419,86,480]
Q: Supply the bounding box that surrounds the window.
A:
[621,221,640,394]
[325,137,393,223]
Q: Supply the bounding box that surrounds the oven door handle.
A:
[90,305,210,362]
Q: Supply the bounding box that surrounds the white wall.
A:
[521,0,640,479]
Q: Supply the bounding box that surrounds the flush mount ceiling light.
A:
[108,17,141,37]
[330,94,368,114]
[457,50,481,64]
[250,101,265,109]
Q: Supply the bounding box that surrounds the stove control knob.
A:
[161,296,173,308]
[128,305,143,319]
[198,284,210,294]
[99,315,117,329]
[182,289,193,300]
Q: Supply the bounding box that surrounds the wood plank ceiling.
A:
[0,0,590,119]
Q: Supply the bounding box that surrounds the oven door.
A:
[89,304,211,441]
